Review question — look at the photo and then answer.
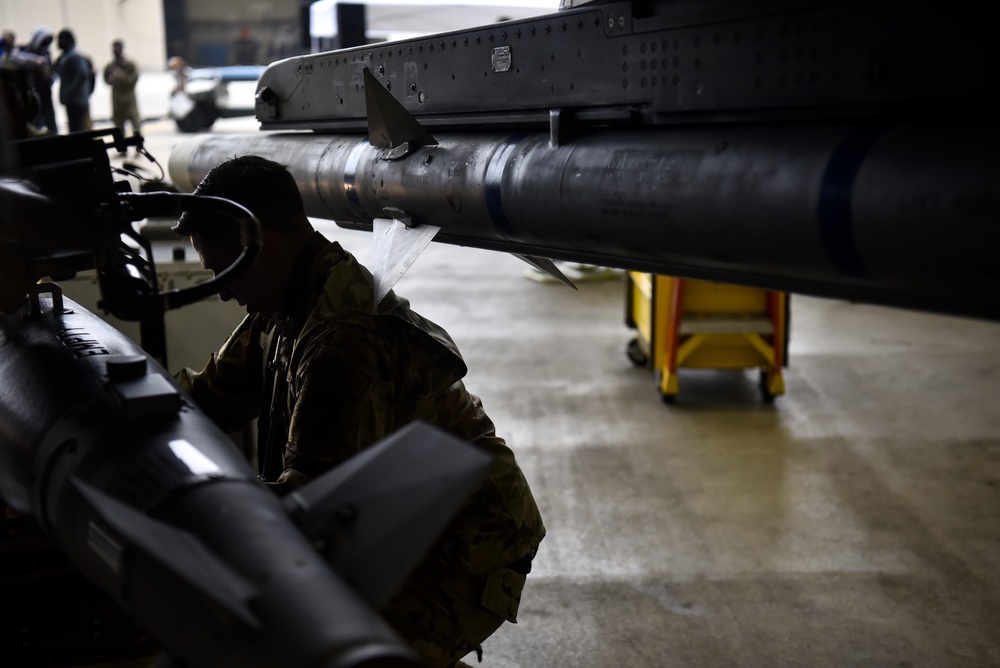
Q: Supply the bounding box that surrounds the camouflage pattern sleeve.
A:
[104,59,138,89]
[175,314,264,434]
[281,316,546,577]
[120,59,139,88]
[281,323,387,477]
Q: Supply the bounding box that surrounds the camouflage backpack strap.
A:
[257,314,301,482]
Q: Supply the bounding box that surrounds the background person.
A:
[167,55,189,94]
[0,66,45,139]
[0,30,15,65]
[11,26,56,133]
[53,29,92,132]
[103,39,140,138]
[230,27,259,65]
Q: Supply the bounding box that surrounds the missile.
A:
[167,1,1000,320]
[0,284,492,667]
[169,118,1000,320]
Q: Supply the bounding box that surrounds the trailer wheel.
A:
[176,101,218,133]
[626,338,648,366]
[759,368,776,403]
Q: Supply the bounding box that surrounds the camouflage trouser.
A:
[112,98,141,135]
[382,559,525,668]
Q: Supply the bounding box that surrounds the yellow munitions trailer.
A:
[625,273,789,403]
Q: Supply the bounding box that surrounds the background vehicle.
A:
[171,65,265,133]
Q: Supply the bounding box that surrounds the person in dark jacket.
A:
[173,155,545,668]
[8,26,57,132]
[0,66,47,139]
[53,29,91,132]
[0,30,15,64]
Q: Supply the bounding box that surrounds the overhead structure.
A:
[168,0,1000,320]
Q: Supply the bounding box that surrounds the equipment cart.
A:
[625,273,789,403]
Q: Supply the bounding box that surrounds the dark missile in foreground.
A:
[0,285,491,667]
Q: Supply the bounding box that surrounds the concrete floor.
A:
[395,242,1000,668]
[127,112,1000,667]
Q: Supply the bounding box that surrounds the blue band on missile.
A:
[484,134,530,237]
[817,126,887,279]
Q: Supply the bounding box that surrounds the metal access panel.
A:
[255,0,996,132]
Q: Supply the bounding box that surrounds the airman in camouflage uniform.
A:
[103,40,140,137]
[174,156,545,667]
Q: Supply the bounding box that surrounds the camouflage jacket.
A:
[177,233,545,615]
[102,57,138,105]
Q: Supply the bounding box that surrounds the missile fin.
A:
[514,254,578,289]
[363,68,438,148]
[373,217,440,305]
[73,479,262,630]
[283,421,493,608]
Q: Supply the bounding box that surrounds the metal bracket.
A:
[26,283,68,318]
[377,142,416,161]
[550,109,565,148]
[379,207,415,228]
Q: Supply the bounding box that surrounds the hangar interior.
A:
[3,0,999,665]
[351,227,1000,668]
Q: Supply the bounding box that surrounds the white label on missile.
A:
[168,439,223,476]
[492,46,512,73]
